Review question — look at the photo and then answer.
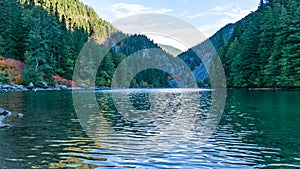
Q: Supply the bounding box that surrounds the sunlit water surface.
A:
[0,89,299,168]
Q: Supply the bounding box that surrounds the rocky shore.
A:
[0,82,111,92]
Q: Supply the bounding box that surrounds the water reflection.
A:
[76,89,217,153]
[0,90,299,168]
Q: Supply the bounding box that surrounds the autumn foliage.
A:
[52,75,73,87]
[0,56,26,84]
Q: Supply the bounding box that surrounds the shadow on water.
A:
[0,89,299,168]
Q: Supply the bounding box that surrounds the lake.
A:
[0,89,299,168]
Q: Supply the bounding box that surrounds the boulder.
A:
[0,108,11,129]
[27,82,35,90]
[14,84,24,91]
[41,82,48,89]
[78,83,88,89]
[16,113,24,118]
[0,123,10,129]
[0,108,11,116]
[2,84,12,90]
[54,84,60,89]
[0,84,24,92]
[60,85,68,90]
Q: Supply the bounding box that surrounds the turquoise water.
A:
[0,90,299,168]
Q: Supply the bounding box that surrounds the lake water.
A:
[0,89,299,168]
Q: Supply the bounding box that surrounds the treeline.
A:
[177,23,235,88]
[82,34,170,87]
[217,0,300,88]
[0,0,170,87]
[0,0,116,85]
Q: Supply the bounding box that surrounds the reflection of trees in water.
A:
[0,92,24,115]
[0,91,99,168]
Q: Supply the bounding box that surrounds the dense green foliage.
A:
[80,34,171,87]
[109,35,170,88]
[0,0,116,84]
[0,0,170,87]
[217,0,300,88]
[3,0,298,88]
[180,0,299,88]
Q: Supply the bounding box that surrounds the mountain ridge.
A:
[0,0,174,87]
[179,0,300,88]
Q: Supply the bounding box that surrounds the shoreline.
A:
[229,87,300,91]
[2,82,300,92]
[0,83,101,92]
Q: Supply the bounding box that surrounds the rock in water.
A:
[0,123,10,129]
[17,113,24,118]
[27,82,35,90]
[0,108,11,129]
[0,108,11,116]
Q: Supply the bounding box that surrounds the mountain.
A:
[0,0,172,87]
[159,44,183,57]
[180,0,300,88]
[94,34,172,88]
[0,0,117,84]
[176,23,234,86]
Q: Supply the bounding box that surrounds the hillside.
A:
[181,0,300,88]
[220,0,300,88]
[0,0,117,84]
[0,0,172,87]
[177,23,234,86]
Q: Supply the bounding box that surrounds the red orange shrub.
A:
[53,75,73,87]
[0,57,26,84]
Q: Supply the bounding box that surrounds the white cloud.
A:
[102,3,173,19]
[197,4,256,37]
[212,5,256,21]
[188,12,204,19]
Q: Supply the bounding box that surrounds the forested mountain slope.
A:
[0,0,116,84]
[0,0,172,87]
[181,0,300,88]
[177,23,234,86]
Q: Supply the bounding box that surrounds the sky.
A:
[80,0,260,51]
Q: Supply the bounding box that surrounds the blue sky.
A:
[80,0,260,50]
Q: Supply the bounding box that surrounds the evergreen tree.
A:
[264,3,289,87]
[0,35,4,55]
[22,7,53,82]
[239,20,259,87]
[226,38,243,87]
[0,0,21,59]
[280,1,300,87]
